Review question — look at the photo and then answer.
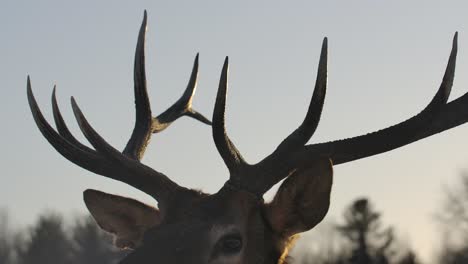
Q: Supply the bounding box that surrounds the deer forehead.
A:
[165,189,261,224]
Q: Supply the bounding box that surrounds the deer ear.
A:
[83,189,161,249]
[264,158,333,238]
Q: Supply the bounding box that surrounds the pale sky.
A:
[2,1,468,263]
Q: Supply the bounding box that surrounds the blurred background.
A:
[2,1,468,263]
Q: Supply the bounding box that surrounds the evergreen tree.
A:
[396,251,420,264]
[71,216,125,264]
[295,221,351,264]
[337,198,394,264]
[0,209,14,264]
[437,172,468,263]
[17,212,74,264]
[297,198,420,264]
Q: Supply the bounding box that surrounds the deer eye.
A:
[219,234,243,255]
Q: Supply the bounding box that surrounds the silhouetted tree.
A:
[294,221,351,264]
[0,209,14,264]
[438,244,468,264]
[396,250,420,264]
[71,216,125,264]
[337,198,394,264]
[17,212,74,264]
[296,198,420,264]
[436,172,468,263]
[299,248,349,264]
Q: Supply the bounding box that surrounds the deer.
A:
[27,11,467,264]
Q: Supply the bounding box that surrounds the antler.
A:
[214,33,463,196]
[303,33,458,165]
[27,11,210,207]
[212,57,249,180]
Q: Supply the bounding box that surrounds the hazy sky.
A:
[2,1,468,262]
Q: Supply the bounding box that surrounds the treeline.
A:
[1,174,468,264]
[294,173,468,264]
[0,211,126,264]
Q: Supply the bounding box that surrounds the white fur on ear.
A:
[83,189,161,249]
[265,158,333,237]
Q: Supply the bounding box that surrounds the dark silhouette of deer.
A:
[28,11,466,264]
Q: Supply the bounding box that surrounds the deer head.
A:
[28,11,466,264]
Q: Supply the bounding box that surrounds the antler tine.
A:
[178,54,213,125]
[212,57,248,180]
[303,32,458,165]
[153,53,212,133]
[71,97,181,202]
[275,38,328,153]
[52,87,92,152]
[123,10,153,160]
